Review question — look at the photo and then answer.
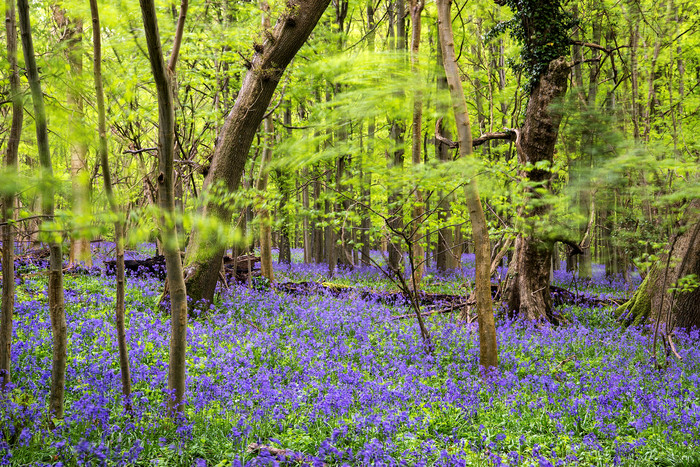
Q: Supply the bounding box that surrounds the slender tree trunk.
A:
[410,0,425,288]
[302,167,311,263]
[325,161,336,275]
[276,105,294,265]
[360,2,375,266]
[436,0,497,371]
[360,159,373,266]
[139,0,189,413]
[628,8,641,141]
[257,123,275,280]
[90,0,132,410]
[18,0,67,417]
[387,0,405,274]
[333,2,352,269]
[0,0,23,391]
[256,2,275,281]
[313,165,324,263]
[576,21,600,280]
[52,10,92,267]
[435,31,455,271]
[335,154,351,267]
[183,0,332,305]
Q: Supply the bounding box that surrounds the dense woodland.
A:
[0,0,699,464]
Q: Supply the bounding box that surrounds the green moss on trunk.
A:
[617,273,651,325]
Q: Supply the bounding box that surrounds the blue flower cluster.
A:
[0,248,697,465]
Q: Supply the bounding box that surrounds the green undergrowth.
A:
[3,269,698,466]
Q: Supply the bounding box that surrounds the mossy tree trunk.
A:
[618,199,700,330]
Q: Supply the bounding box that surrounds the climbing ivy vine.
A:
[486,0,577,92]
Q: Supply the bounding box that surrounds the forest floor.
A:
[2,246,700,466]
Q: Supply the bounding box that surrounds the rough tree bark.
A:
[17,0,67,418]
[90,0,132,409]
[0,0,23,391]
[503,58,569,321]
[618,199,700,330]
[139,0,189,413]
[437,0,498,370]
[183,0,332,305]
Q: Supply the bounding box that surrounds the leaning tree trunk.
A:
[618,199,700,329]
[184,0,332,306]
[503,58,569,321]
[0,0,23,391]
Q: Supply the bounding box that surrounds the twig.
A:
[391,298,474,320]
[122,147,157,155]
[667,334,682,361]
[246,443,320,465]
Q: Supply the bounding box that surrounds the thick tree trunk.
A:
[90,0,132,409]
[618,200,700,330]
[139,0,189,413]
[184,0,332,305]
[0,0,23,391]
[504,58,569,321]
[437,0,497,371]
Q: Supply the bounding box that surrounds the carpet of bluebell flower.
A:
[1,246,699,466]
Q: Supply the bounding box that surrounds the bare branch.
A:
[123,147,157,155]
